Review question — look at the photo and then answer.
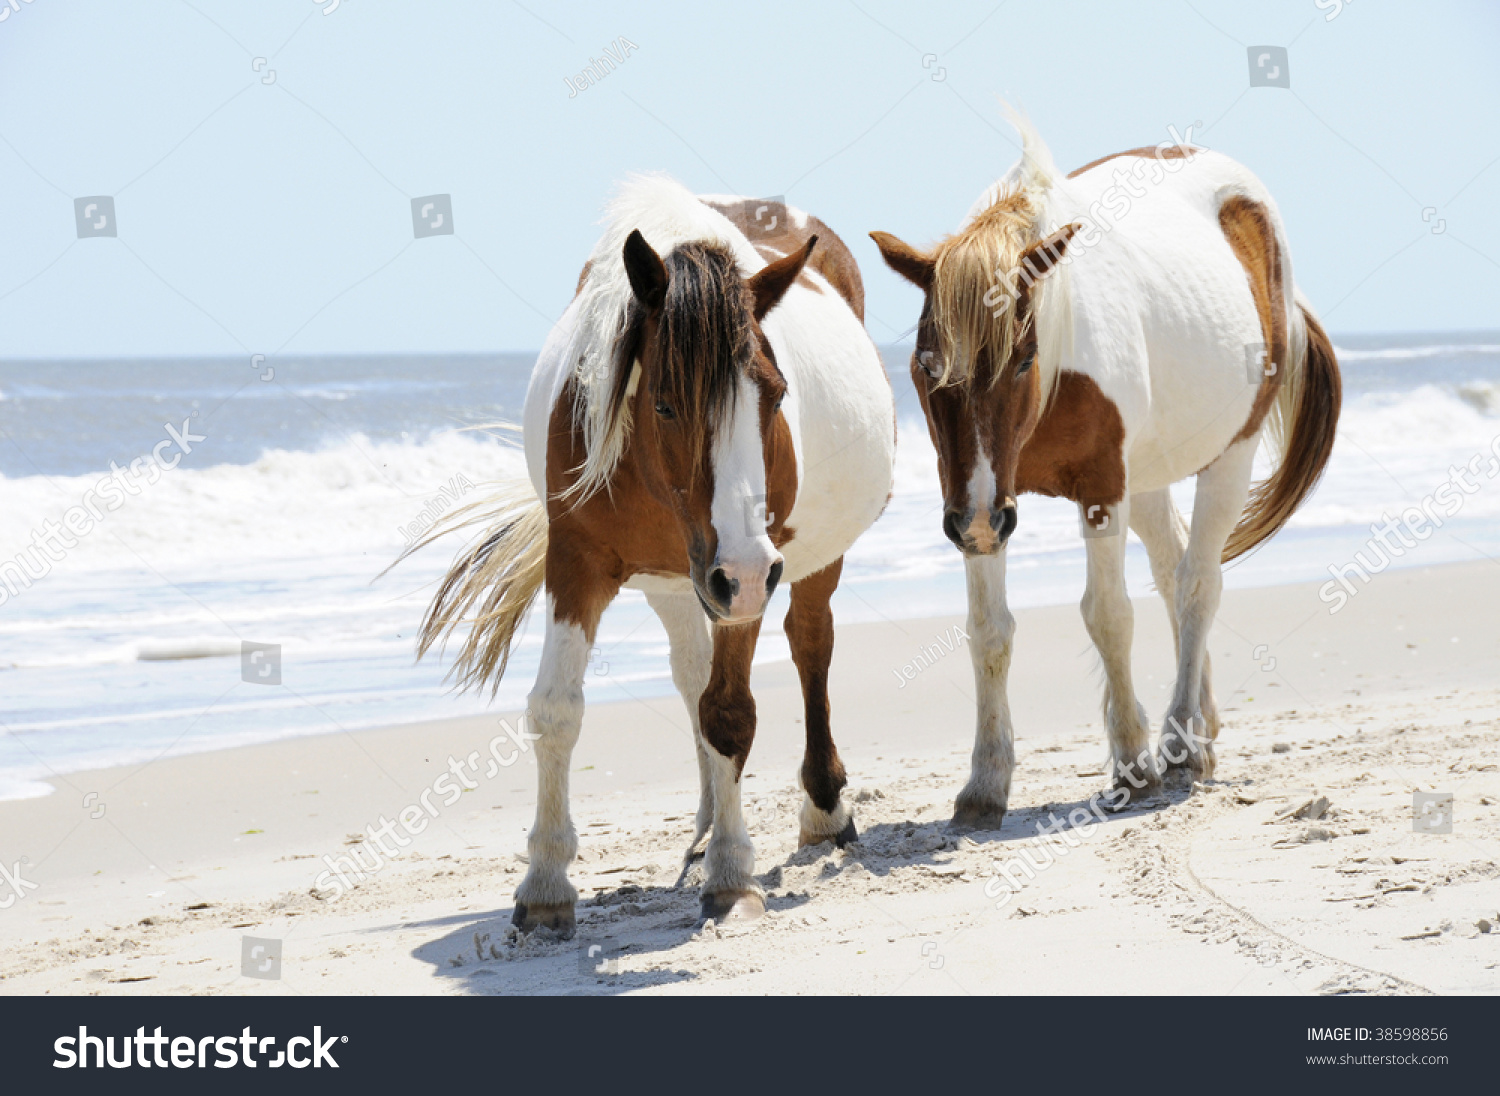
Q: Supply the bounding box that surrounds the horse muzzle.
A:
[697,555,784,623]
[942,499,1017,556]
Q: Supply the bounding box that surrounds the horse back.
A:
[700,197,865,321]
[1060,148,1298,487]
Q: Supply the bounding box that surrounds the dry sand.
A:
[2,560,1497,995]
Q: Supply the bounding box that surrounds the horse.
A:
[870,116,1340,826]
[407,177,895,930]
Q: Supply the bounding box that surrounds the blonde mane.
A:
[929,110,1073,406]
[559,174,763,504]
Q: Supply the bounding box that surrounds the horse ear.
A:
[869,231,934,290]
[1017,222,1081,282]
[749,235,817,321]
[623,229,667,310]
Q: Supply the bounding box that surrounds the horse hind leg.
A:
[644,591,716,877]
[1128,489,1220,777]
[1080,497,1160,806]
[785,559,858,848]
[1161,438,1257,780]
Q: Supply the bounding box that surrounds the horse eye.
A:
[918,351,940,378]
[655,401,674,419]
[1016,353,1035,375]
[772,395,784,413]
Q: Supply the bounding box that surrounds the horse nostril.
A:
[707,567,739,609]
[765,560,784,598]
[992,503,1018,544]
[942,508,968,548]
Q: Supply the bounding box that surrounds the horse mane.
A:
[930,108,1073,408]
[561,174,763,503]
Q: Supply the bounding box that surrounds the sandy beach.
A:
[1,558,1497,996]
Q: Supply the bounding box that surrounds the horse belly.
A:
[1128,365,1258,492]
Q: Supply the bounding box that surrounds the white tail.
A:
[385,431,549,695]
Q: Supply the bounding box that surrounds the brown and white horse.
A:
[413,177,895,930]
[871,117,1339,824]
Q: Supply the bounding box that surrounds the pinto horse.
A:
[871,118,1339,824]
[410,177,894,929]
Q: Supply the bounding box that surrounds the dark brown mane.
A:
[611,241,753,465]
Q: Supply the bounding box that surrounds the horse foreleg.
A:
[644,591,716,871]
[1129,489,1220,761]
[511,590,602,936]
[1080,499,1160,805]
[697,619,764,921]
[786,558,857,847]
[1161,437,1256,780]
[952,551,1016,830]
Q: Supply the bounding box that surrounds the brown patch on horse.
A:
[699,619,761,769]
[574,259,592,296]
[543,381,650,629]
[1218,195,1288,443]
[703,199,866,320]
[1067,144,1201,179]
[1015,372,1127,509]
[784,558,845,812]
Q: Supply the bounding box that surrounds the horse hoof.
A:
[1189,750,1217,782]
[1107,778,1162,811]
[949,811,1006,833]
[950,794,1007,832]
[512,901,576,937]
[699,890,765,923]
[834,816,859,847]
[1161,752,1215,784]
[798,817,860,848]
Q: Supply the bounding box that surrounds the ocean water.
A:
[2,335,1500,800]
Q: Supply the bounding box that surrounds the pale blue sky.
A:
[1,0,1497,359]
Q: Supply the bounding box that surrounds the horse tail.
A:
[386,469,549,696]
[1222,299,1341,562]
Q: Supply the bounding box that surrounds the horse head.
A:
[613,229,811,621]
[871,215,1077,556]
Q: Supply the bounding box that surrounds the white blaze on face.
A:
[963,419,1001,554]
[708,374,782,620]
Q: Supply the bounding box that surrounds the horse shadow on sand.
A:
[407,778,1196,994]
[822,776,1194,886]
[407,870,816,996]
